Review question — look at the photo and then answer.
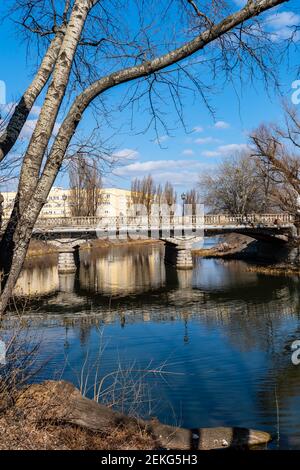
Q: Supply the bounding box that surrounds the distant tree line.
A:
[130,175,201,219]
[69,154,102,217]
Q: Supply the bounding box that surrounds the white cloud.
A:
[143,170,202,186]
[20,119,38,139]
[201,150,221,158]
[217,143,249,155]
[113,159,216,186]
[113,148,139,160]
[1,102,41,118]
[266,11,300,29]
[195,137,220,145]
[20,119,60,140]
[154,134,170,145]
[201,143,249,158]
[1,102,16,115]
[233,0,246,7]
[214,120,230,129]
[30,105,42,117]
[192,126,204,133]
[265,11,300,41]
[114,159,187,175]
[182,149,195,156]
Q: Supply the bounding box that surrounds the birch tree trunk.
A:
[0,0,93,282]
[0,32,64,163]
[16,0,93,213]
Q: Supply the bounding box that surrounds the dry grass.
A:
[193,234,253,259]
[81,238,162,251]
[246,264,300,277]
[0,381,156,450]
[26,240,58,258]
[26,238,160,257]
[192,248,221,257]
[0,321,162,450]
[0,410,155,450]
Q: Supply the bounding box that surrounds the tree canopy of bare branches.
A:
[131,176,177,218]
[69,154,102,216]
[199,152,268,216]
[251,106,300,231]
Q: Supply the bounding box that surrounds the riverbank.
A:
[192,234,257,259]
[27,240,58,258]
[81,238,162,251]
[0,380,271,450]
[245,264,300,276]
[26,238,161,258]
[193,234,300,276]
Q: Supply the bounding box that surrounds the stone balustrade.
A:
[29,213,294,229]
[0,213,292,230]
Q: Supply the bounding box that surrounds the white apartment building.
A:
[97,188,132,219]
[1,187,132,219]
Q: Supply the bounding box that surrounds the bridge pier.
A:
[58,248,78,274]
[58,273,76,292]
[164,242,193,270]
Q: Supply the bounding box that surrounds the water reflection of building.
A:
[11,245,300,355]
[14,264,59,297]
[79,246,166,296]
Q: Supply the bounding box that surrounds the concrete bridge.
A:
[20,212,294,271]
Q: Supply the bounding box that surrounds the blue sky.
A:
[0,0,300,193]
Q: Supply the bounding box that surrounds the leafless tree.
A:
[199,152,266,216]
[185,188,201,216]
[69,154,102,216]
[131,174,156,219]
[254,157,276,212]
[251,107,300,233]
[131,177,177,223]
[162,181,177,208]
[0,0,292,314]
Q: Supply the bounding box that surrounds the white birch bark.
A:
[0,32,64,162]
[16,0,93,212]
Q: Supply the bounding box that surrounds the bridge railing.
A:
[1,213,294,231]
[34,216,100,228]
[204,213,294,225]
[32,215,205,229]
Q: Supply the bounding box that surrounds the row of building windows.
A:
[1,187,132,219]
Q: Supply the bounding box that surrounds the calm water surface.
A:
[6,238,300,449]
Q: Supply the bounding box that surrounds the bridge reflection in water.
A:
[2,212,293,272]
[13,242,300,314]
[7,242,300,449]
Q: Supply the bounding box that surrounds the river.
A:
[4,239,300,449]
